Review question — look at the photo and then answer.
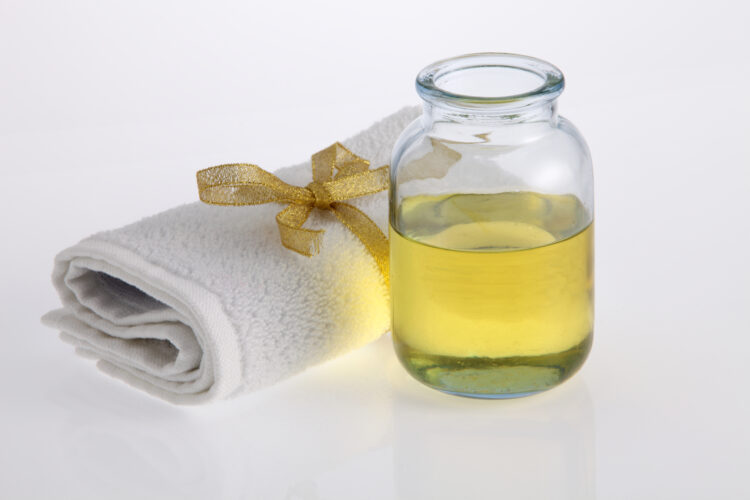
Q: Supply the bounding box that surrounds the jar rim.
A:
[416,52,565,108]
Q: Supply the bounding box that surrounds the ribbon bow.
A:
[196,143,390,282]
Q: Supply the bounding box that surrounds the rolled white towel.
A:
[42,106,421,404]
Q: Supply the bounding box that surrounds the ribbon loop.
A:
[197,163,313,206]
[197,143,390,282]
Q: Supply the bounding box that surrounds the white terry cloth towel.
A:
[42,106,421,405]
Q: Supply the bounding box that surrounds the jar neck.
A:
[423,99,558,126]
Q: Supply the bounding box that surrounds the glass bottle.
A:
[389,53,594,398]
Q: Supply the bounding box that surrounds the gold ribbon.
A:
[196,143,390,282]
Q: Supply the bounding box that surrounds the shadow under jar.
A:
[390,53,594,398]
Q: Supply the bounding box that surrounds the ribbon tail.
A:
[330,202,390,285]
[276,204,324,256]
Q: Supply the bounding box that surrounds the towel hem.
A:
[50,239,243,405]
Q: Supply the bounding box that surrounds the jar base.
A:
[394,334,592,398]
[437,388,544,400]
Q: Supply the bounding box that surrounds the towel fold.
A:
[42,106,420,404]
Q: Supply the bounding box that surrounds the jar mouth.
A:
[416,53,564,109]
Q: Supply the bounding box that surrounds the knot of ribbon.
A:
[196,142,390,282]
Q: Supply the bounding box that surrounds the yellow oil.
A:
[390,192,593,397]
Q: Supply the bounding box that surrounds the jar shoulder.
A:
[556,116,592,167]
[390,114,594,214]
[393,115,591,169]
[390,117,427,174]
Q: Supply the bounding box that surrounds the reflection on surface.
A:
[391,357,595,500]
[45,337,397,499]
[40,335,593,499]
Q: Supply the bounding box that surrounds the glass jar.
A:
[389,53,594,398]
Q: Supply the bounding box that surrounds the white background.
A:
[2,1,749,498]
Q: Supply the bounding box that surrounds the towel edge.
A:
[46,238,244,405]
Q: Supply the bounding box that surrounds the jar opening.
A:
[417,53,564,109]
